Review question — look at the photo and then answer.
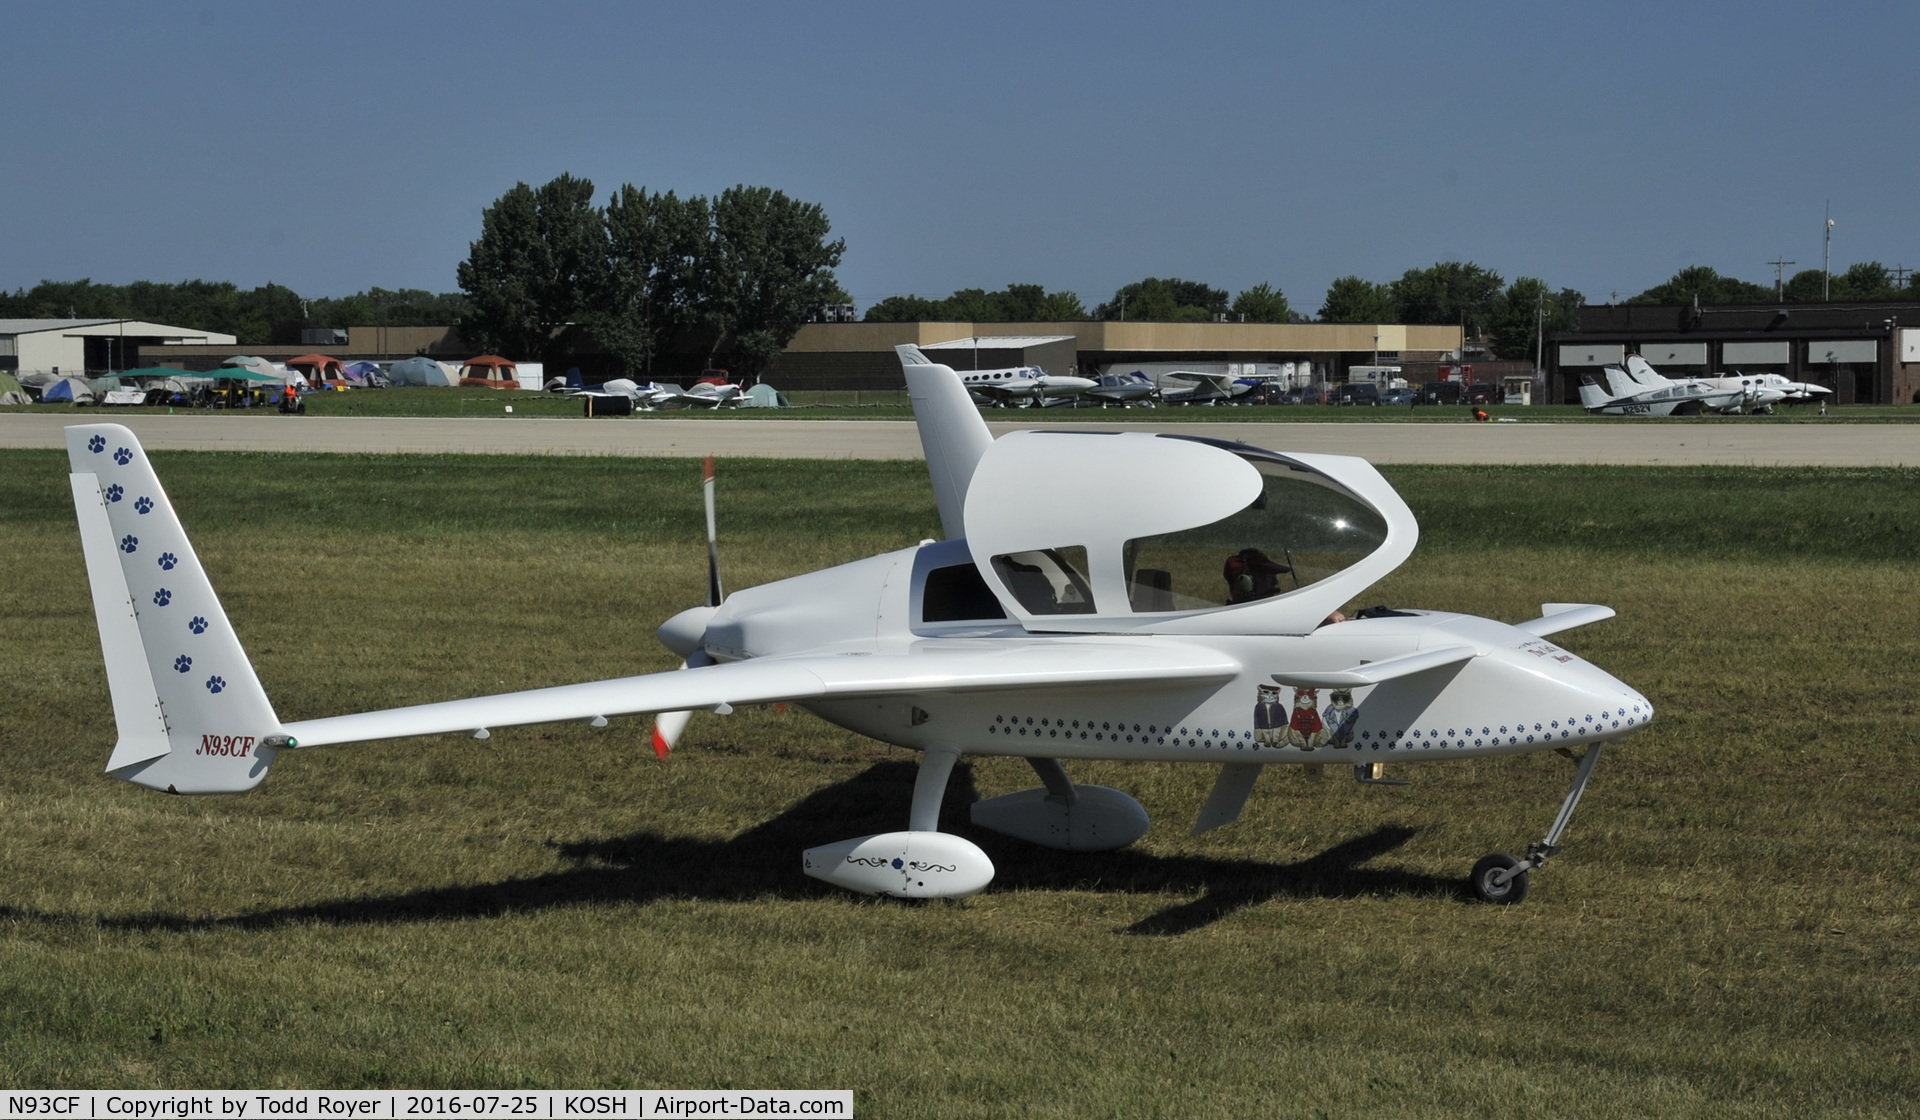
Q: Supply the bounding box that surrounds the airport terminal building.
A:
[1549,302,1920,405]
[764,321,1466,392]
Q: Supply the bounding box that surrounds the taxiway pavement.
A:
[2,412,1915,466]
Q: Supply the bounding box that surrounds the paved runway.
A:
[3,411,1915,465]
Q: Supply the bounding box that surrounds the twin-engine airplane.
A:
[957,366,1098,406]
[63,345,1650,905]
[1579,354,1831,416]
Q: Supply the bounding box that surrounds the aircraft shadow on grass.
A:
[16,762,1461,938]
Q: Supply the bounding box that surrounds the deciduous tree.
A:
[456,173,605,362]
[1230,282,1291,324]
[692,185,845,376]
[1317,276,1397,323]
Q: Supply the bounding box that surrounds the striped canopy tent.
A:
[287,354,346,384]
[459,354,519,389]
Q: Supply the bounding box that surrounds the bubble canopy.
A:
[960,432,1418,635]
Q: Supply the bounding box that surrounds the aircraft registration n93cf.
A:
[63,345,1651,905]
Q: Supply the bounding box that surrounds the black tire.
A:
[1470,851,1530,904]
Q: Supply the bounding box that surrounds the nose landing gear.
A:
[1470,741,1607,905]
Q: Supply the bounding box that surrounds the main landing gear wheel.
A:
[1470,851,1529,904]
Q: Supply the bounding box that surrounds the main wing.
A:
[281,641,1240,749]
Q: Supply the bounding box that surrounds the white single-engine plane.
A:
[63,345,1650,905]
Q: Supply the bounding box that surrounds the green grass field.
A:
[1,452,1916,1116]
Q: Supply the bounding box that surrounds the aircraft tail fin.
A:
[1577,375,1613,411]
[1600,365,1639,398]
[1624,354,1670,388]
[66,424,283,793]
[899,344,993,539]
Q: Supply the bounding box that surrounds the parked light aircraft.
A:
[1154,369,1255,405]
[958,366,1097,407]
[568,378,744,410]
[1580,354,1829,416]
[63,345,1650,905]
[1084,371,1158,406]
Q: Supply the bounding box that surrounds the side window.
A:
[922,563,1007,622]
[990,547,1095,615]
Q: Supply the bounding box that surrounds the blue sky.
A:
[4,1,1915,312]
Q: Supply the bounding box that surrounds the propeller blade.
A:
[652,707,690,759]
[704,455,723,608]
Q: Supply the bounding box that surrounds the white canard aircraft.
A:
[957,366,1097,407]
[62,345,1650,905]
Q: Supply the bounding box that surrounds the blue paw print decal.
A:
[153,589,172,607]
[157,552,177,570]
[189,616,208,634]
[114,447,133,465]
[206,676,225,694]
[174,654,192,673]
[88,435,106,453]
[135,496,154,515]
[106,484,124,503]
[120,535,138,554]
[890,858,904,869]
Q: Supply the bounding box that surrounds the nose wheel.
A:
[1470,742,1606,905]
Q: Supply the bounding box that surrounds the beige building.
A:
[767,320,1464,390]
[0,319,238,377]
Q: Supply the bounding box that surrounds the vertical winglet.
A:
[899,344,992,540]
[69,471,172,770]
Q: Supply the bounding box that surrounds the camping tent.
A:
[40,376,95,403]
[740,383,790,408]
[224,355,302,387]
[388,356,457,386]
[459,354,519,389]
[287,354,346,383]
[342,361,381,381]
[0,372,29,405]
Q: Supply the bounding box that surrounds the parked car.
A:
[1283,385,1323,406]
[1417,381,1465,406]
[1466,382,1500,405]
[1333,382,1381,406]
[1380,387,1415,407]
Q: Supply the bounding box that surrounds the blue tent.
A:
[41,376,92,403]
[342,361,382,381]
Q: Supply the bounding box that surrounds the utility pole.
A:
[1534,288,1544,380]
[1768,257,1795,298]
[1893,264,1912,289]
[1823,202,1835,300]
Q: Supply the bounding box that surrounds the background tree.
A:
[308,288,469,329]
[1317,276,1398,323]
[863,294,943,322]
[861,284,1086,322]
[692,185,845,376]
[1628,265,1772,305]
[456,174,605,361]
[1230,282,1290,323]
[1390,261,1504,339]
[587,185,691,375]
[1094,277,1227,321]
[1487,277,1585,360]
